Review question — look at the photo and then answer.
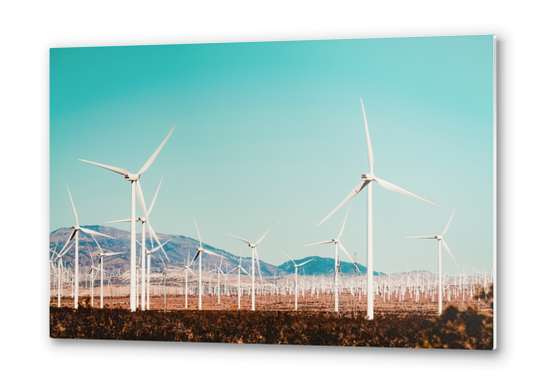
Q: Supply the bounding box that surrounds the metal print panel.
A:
[50,35,495,349]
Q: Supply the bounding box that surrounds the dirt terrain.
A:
[50,287,493,316]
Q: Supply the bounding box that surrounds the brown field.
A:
[50,285,493,316]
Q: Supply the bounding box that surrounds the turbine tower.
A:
[79,124,175,311]
[317,99,439,320]
[406,205,459,315]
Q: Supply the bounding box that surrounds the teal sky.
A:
[50,35,494,275]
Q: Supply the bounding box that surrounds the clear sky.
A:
[50,35,494,275]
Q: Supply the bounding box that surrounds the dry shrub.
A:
[417,304,493,350]
[50,306,492,349]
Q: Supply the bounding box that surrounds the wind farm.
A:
[50,36,495,348]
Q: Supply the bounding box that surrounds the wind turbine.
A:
[406,205,459,315]
[161,266,176,312]
[227,223,274,311]
[317,98,439,319]
[192,219,223,310]
[52,241,74,307]
[88,250,98,306]
[137,237,171,309]
[90,234,125,309]
[107,176,164,311]
[79,124,175,311]
[226,255,249,309]
[306,207,353,312]
[180,252,197,309]
[57,186,113,309]
[282,251,314,311]
[210,255,226,304]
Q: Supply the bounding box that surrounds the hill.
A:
[49,226,384,276]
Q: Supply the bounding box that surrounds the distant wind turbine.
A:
[57,186,112,309]
[79,124,175,311]
[227,223,274,311]
[226,254,249,309]
[90,234,125,309]
[317,98,439,319]
[306,207,353,312]
[52,241,74,307]
[192,219,223,310]
[282,251,314,311]
[406,205,460,315]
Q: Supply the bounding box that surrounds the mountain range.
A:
[49,226,384,276]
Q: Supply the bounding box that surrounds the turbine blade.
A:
[298,258,315,267]
[147,223,170,262]
[148,175,164,215]
[360,98,374,174]
[136,180,150,221]
[103,252,125,256]
[240,266,249,275]
[256,223,275,245]
[138,124,176,175]
[105,219,130,223]
[374,177,439,209]
[254,247,263,278]
[192,250,201,263]
[189,269,198,278]
[203,249,222,257]
[318,181,369,227]
[79,159,129,176]
[58,236,75,256]
[442,204,458,236]
[304,240,333,247]
[281,250,294,263]
[66,186,79,226]
[226,233,251,245]
[150,239,171,253]
[90,233,103,254]
[442,239,459,271]
[338,242,353,262]
[193,218,202,248]
[337,206,350,239]
[405,236,435,239]
[79,227,113,239]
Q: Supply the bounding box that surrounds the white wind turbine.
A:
[79,124,175,311]
[192,219,223,310]
[282,251,315,311]
[57,186,113,309]
[406,205,459,315]
[180,253,197,309]
[161,265,176,312]
[90,234,125,309]
[306,207,353,312]
[137,237,171,309]
[227,223,274,311]
[52,241,74,307]
[226,255,249,309]
[107,175,164,311]
[317,98,439,319]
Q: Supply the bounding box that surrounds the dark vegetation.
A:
[50,297,493,349]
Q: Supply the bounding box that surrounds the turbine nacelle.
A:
[361,173,375,181]
[125,173,140,181]
[436,235,443,240]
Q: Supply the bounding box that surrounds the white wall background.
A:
[0,0,538,382]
